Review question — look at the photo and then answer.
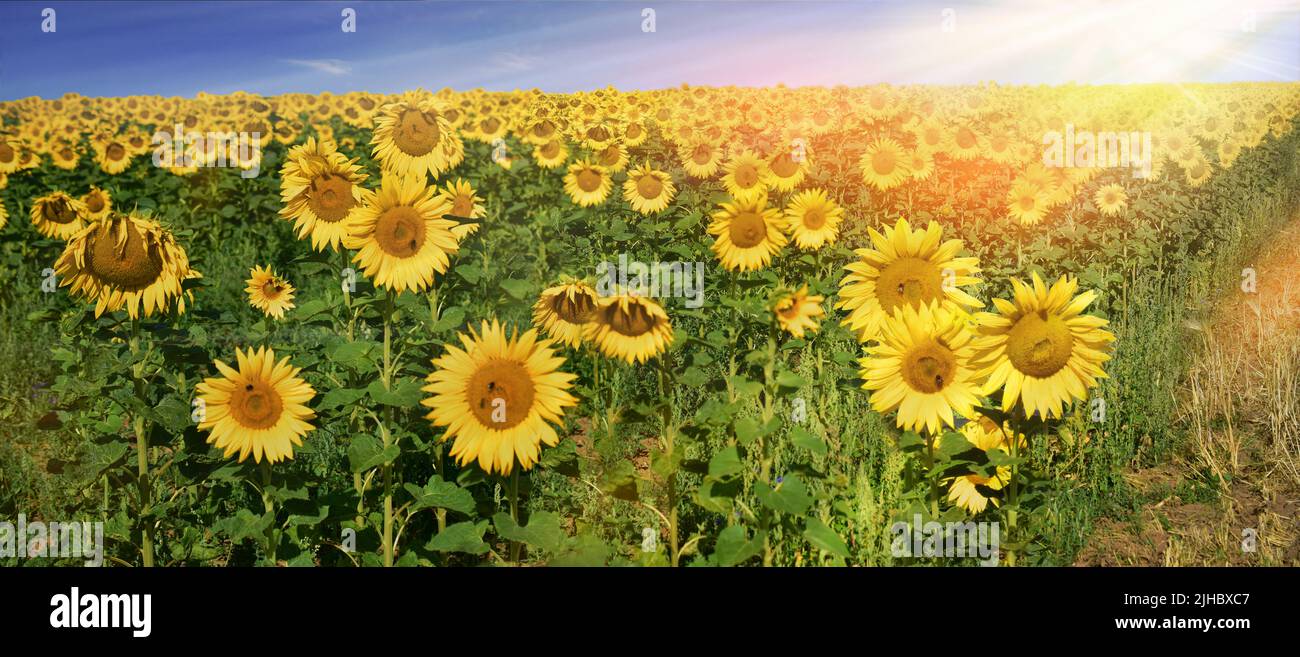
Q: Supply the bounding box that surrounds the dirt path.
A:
[1075,216,1300,566]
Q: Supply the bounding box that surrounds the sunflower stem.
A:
[657,359,679,567]
[381,289,396,567]
[508,468,522,564]
[129,318,155,568]
[260,460,277,564]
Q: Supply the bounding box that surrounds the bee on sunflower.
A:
[421,320,578,475]
[195,347,317,465]
[245,265,296,319]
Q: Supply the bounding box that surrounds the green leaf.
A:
[789,426,827,458]
[803,517,850,558]
[405,476,475,515]
[707,446,743,479]
[430,306,466,333]
[367,377,423,407]
[317,387,367,412]
[713,525,763,566]
[499,278,533,300]
[775,370,809,390]
[215,509,273,542]
[756,475,812,515]
[347,435,399,473]
[426,521,490,555]
[494,511,566,553]
[598,461,639,501]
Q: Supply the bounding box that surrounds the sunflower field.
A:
[2,83,1299,567]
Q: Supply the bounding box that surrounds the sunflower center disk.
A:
[802,209,826,230]
[308,174,356,223]
[871,149,896,175]
[374,205,427,258]
[47,200,79,224]
[605,302,657,337]
[770,154,799,177]
[231,382,284,429]
[956,128,977,148]
[877,257,943,312]
[540,141,560,158]
[0,143,14,163]
[467,360,536,430]
[734,164,759,188]
[87,222,165,290]
[106,143,127,161]
[1007,311,1074,378]
[394,109,440,156]
[551,291,597,324]
[85,194,105,213]
[636,175,664,200]
[576,169,603,193]
[902,343,957,394]
[692,146,712,165]
[728,211,768,248]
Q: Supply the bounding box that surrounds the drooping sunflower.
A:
[245,265,296,319]
[721,150,769,202]
[622,163,676,215]
[585,293,674,364]
[30,191,88,240]
[1093,183,1128,217]
[972,272,1115,419]
[708,195,787,272]
[80,186,112,222]
[370,97,461,178]
[773,286,825,339]
[859,302,984,435]
[784,188,844,250]
[195,347,317,465]
[279,141,372,252]
[837,218,982,342]
[562,160,613,207]
[421,320,578,475]
[859,137,911,191]
[343,173,459,293]
[946,416,1021,514]
[532,279,600,348]
[54,212,200,318]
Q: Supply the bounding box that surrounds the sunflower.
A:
[972,272,1115,419]
[946,416,1020,514]
[859,137,911,191]
[30,191,88,240]
[80,186,112,222]
[585,293,674,364]
[532,279,600,348]
[837,218,982,342]
[437,178,486,221]
[784,188,844,250]
[1093,183,1128,217]
[532,138,568,169]
[622,163,676,215]
[858,302,984,435]
[680,141,723,179]
[421,320,578,475]
[246,265,296,319]
[562,160,613,207]
[708,195,787,272]
[0,136,21,174]
[279,140,372,252]
[54,212,200,318]
[721,150,769,202]
[0,196,7,232]
[1006,179,1049,226]
[906,148,936,182]
[195,347,317,465]
[764,147,808,192]
[343,173,459,293]
[88,137,128,174]
[773,286,825,338]
[370,97,461,178]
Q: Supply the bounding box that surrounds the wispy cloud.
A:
[489,52,539,73]
[283,58,352,75]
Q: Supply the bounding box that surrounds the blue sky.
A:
[1,0,1298,99]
